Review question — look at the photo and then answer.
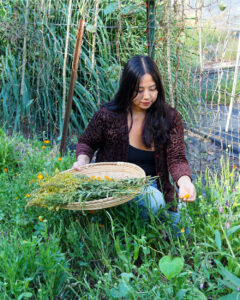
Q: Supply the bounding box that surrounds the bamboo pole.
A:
[167,0,174,107]
[20,0,29,96]
[91,0,100,69]
[225,32,240,133]
[60,20,85,156]
[62,0,72,120]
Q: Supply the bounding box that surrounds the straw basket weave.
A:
[59,162,146,210]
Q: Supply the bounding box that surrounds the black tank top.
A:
[128,144,156,176]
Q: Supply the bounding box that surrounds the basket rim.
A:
[64,161,146,177]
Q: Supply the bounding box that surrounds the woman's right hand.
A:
[72,154,90,171]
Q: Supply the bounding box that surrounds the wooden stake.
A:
[20,0,29,96]
[60,19,85,156]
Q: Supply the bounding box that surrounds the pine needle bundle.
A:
[26,171,150,210]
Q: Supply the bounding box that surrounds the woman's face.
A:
[132,73,158,112]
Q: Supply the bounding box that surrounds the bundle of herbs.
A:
[26,171,150,210]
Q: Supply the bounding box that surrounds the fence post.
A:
[146,0,155,59]
[60,19,85,156]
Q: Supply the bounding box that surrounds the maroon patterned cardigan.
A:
[76,105,191,211]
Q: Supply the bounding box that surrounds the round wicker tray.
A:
[57,162,145,210]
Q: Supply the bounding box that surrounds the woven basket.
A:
[56,162,145,211]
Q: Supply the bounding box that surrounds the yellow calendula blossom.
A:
[183,193,190,199]
[4,168,7,172]
[42,146,46,149]
[180,228,185,233]
[37,172,44,179]
[43,140,50,144]
[58,158,62,162]
[25,194,31,197]
[38,216,43,222]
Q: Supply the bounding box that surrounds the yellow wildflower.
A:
[25,194,31,197]
[96,176,102,180]
[38,216,43,222]
[4,168,7,172]
[42,146,46,149]
[230,173,233,177]
[183,193,190,199]
[91,176,96,180]
[37,172,44,179]
[233,166,237,169]
[57,158,62,162]
[43,140,50,144]
[180,228,185,233]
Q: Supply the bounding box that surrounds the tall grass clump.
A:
[1,0,199,139]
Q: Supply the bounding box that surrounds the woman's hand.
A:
[72,154,90,171]
[177,175,196,202]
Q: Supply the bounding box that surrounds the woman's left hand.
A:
[177,176,196,202]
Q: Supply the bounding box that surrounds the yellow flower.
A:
[43,140,50,144]
[230,173,233,177]
[91,176,96,180]
[233,166,237,169]
[57,158,62,162]
[183,193,190,199]
[25,194,31,197]
[180,228,185,233]
[38,216,43,222]
[96,176,102,180]
[4,168,7,172]
[42,146,46,149]
[37,172,44,179]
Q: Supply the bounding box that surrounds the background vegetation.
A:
[0,0,197,140]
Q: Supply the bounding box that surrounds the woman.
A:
[73,55,196,230]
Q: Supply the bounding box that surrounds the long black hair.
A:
[104,55,170,147]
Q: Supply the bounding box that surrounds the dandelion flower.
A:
[4,168,7,172]
[25,194,31,197]
[57,158,62,162]
[37,172,44,179]
[180,228,185,233]
[38,216,43,222]
[43,140,50,144]
[183,193,190,199]
[229,173,233,177]
[42,146,46,149]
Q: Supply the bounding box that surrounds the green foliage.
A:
[0,0,198,139]
[1,131,240,298]
[0,128,20,173]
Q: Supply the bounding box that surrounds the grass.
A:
[0,128,240,298]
